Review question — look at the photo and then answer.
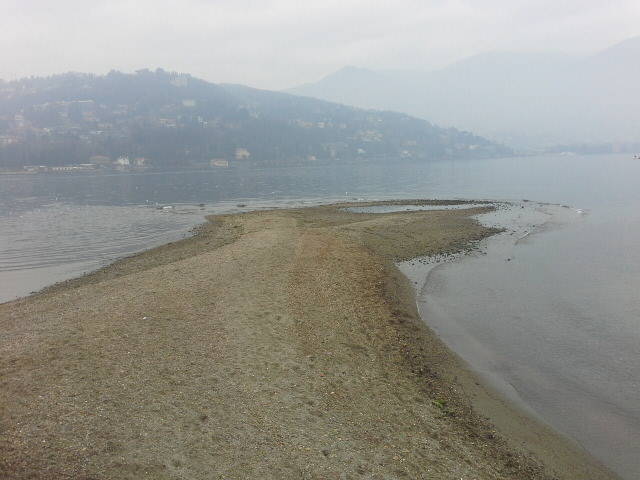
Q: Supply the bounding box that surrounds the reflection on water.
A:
[1,154,640,478]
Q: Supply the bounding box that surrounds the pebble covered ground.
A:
[0,201,618,479]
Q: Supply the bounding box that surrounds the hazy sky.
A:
[1,0,638,89]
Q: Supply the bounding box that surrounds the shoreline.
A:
[0,200,619,479]
[398,201,617,478]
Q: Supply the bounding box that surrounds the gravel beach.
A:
[0,201,618,479]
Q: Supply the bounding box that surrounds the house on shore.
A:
[114,156,130,167]
[210,158,229,168]
[234,148,250,161]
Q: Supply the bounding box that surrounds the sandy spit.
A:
[0,201,619,479]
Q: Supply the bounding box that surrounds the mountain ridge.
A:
[288,36,640,148]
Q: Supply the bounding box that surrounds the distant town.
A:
[9,148,252,175]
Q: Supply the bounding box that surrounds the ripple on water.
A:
[0,203,203,274]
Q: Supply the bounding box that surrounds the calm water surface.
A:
[1,153,639,478]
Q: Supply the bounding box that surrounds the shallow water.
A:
[1,153,640,477]
[400,202,640,479]
[0,203,203,299]
[343,203,489,213]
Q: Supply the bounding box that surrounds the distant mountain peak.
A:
[331,65,377,76]
[286,36,640,148]
[601,35,640,50]
[588,35,640,71]
[287,66,382,98]
[308,65,380,85]
[592,35,640,58]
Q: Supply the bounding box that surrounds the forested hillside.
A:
[0,69,508,170]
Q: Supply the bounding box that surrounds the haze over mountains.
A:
[0,70,508,170]
[289,37,640,149]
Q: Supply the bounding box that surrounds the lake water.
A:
[1,153,639,478]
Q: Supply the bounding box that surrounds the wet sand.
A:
[0,201,619,479]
